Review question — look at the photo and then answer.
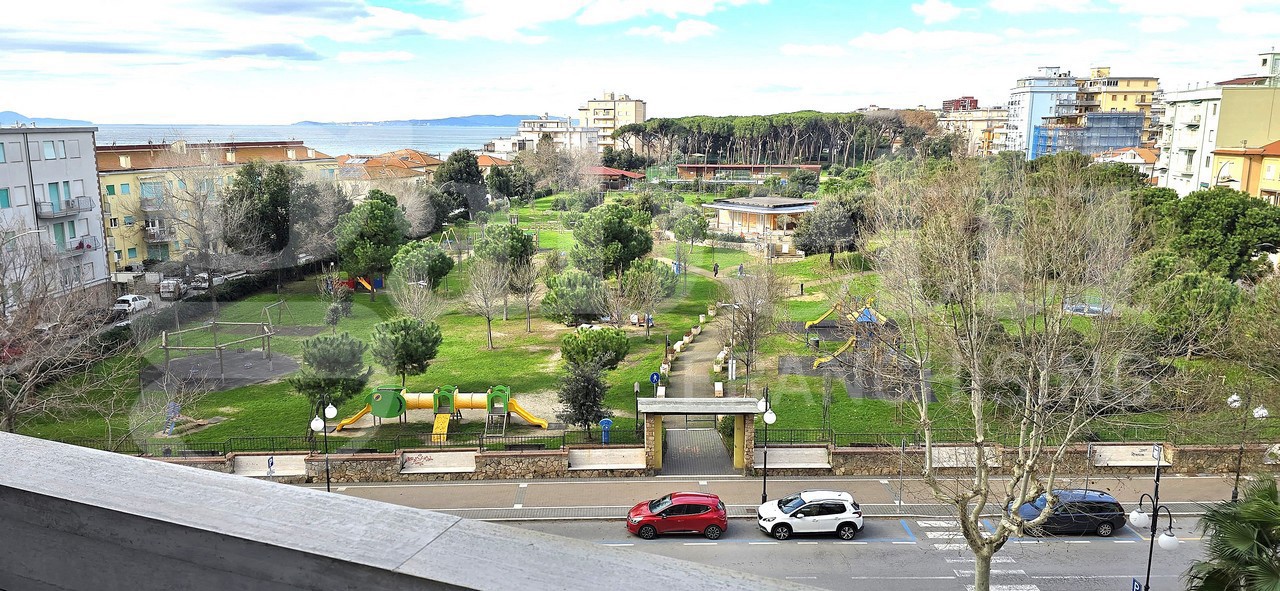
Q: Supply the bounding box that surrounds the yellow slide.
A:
[508,399,548,429]
[333,404,371,431]
[431,413,451,443]
[358,277,373,291]
[813,335,857,369]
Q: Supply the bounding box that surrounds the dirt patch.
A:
[216,407,241,415]
[217,324,327,337]
[141,350,300,392]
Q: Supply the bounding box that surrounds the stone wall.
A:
[306,453,399,483]
[150,456,233,474]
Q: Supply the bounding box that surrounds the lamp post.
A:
[1227,391,1269,502]
[1129,443,1180,590]
[758,387,777,503]
[634,381,640,429]
[310,400,338,492]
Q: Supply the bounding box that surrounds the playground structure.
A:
[160,321,277,383]
[260,300,298,328]
[805,297,895,370]
[334,385,548,442]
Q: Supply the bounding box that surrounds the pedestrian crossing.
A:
[915,518,1043,591]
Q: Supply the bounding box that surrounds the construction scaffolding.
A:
[1031,112,1143,159]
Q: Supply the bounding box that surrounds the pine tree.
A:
[371,317,443,387]
[556,359,612,438]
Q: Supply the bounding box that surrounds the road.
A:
[506,517,1200,591]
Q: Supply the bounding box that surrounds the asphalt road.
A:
[507,517,1203,591]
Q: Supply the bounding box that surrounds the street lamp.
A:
[310,400,338,492]
[1129,443,1179,590]
[1,228,46,247]
[758,388,777,503]
[1227,391,1269,502]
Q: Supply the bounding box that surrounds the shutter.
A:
[28,142,40,160]
[72,179,84,197]
[67,139,80,158]
[6,142,21,162]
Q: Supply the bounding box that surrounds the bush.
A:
[561,326,630,369]
[710,232,747,243]
[541,269,606,325]
[723,185,751,200]
[552,191,603,212]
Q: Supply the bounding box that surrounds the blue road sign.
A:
[1133,578,1141,591]
[650,372,661,384]
[599,418,613,444]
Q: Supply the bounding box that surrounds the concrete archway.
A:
[638,398,760,474]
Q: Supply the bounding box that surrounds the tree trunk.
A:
[525,300,532,333]
[2,411,13,433]
[972,550,992,591]
[503,292,509,321]
[486,318,494,349]
[645,307,652,340]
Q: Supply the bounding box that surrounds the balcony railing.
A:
[144,227,176,243]
[139,197,165,212]
[34,196,94,219]
[43,235,101,260]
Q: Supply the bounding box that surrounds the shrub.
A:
[561,326,630,369]
[541,269,606,325]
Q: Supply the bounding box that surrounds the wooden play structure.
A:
[160,321,276,382]
[804,297,897,370]
[333,384,548,442]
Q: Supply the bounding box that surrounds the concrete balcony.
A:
[43,235,101,260]
[139,197,165,212]
[144,227,176,243]
[35,196,95,219]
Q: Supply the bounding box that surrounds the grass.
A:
[664,243,752,273]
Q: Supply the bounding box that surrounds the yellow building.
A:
[1059,67,1160,144]
[97,140,336,272]
[577,91,647,153]
[1211,140,1280,205]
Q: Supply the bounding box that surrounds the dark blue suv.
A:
[1015,489,1126,537]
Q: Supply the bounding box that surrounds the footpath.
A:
[321,473,1238,522]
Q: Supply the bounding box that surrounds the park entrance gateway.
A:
[637,398,761,475]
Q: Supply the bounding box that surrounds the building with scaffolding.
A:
[1030,112,1144,159]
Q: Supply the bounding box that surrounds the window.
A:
[42,141,56,159]
[106,184,115,196]
[818,502,847,516]
[1111,94,1117,101]
[1267,164,1276,180]
[55,140,66,159]
[140,181,165,198]
[48,182,60,202]
[1209,130,1216,142]
[120,183,131,195]
[0,188,8,209]
[109,218,119,228]
[0,143,5,163]
[123,215,135,225]
[127,247,137,259]
[2,231,15,252]
[1213,104,1218,116]
[1206,156,1212,167]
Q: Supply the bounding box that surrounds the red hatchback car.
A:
[627,492,728,540]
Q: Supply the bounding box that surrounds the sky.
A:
[6,0,1280,125]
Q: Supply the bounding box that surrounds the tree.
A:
[475,224,537,320]
[436,149,487,214]
[556,358,611,438]
[1147,187,1280,281]
[561,326,630,369]
[1148,271,1239,359]
[288,332,373,419]
[670,203,709,285]
[622,258,678,339]
[794,196,864,265]
[787,169,819,194]
[570,203,653,277]
[509,259,542,333]
[486,165,514,201]
[465,258,508,349]
[222,160,300,259]
[391,241,454,289]
[318,263,353,334]
[541,269,607,325]
[291,180,352,262]
[722,264,785,396]
[335,195,410,300]
[1186,475,1280,591]
[371,317,442,388]
[867,158,1176,591]
[1231,276,1280,389]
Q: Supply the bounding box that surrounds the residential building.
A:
[97,140,336,272]
[1155,50,1280,196]
[0,127,111,310]
[942,96,980,111]
[1004,67,1080,154]
[1094,147,1159,178]
[486,116,600,159]
[1207,140,1280,204]
[1059,67,1160,143]
[577,91,647,153]
[336,149,441,183]
[937,107,1008,156]
[475,155,513,177]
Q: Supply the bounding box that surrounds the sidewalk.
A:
[325,473,1238,521]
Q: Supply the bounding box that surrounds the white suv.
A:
[757,490,863,540]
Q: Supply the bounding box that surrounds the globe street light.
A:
[1227,391,1269,502]
[1130,443,1178,590]
[758,388,777,503]
[310,401,338,492]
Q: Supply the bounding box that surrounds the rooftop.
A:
[714,196,818,208]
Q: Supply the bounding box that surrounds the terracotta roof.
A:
[1216,76,1271,86]
[97,140,332,172]
[475,155,513,167]
[588,166,645,179]
[1213,139,1280,157]
[1097,146,1157,164]
[676,164,822,172]
[379,148,443,167]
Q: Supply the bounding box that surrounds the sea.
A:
[94,124,512,158]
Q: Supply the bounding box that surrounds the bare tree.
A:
[866,158,1176,591]
[388,274,446,325]
[509,259,542,333]
[722,264,786,397]
[466,259,508,349]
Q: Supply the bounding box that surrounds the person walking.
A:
[737,263,744,277]
[713,262,719,277]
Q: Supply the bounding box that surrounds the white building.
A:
[937,107,1008,156]
[1153,86,1223,195]
[1094,147,1159,177]
[0,127,111,311]
[1004,66,1080,155]
[577,91,647,153]
[486,116,600,158]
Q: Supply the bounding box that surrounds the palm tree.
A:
[1186,475,1280,590]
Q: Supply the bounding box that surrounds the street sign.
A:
[1132,577,1141,591]
[650,372,661,385]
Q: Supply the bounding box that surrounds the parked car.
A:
[191,273,225,290]
[627,492,727,540]
[757,490,863,540]
[1014,489,1126,537]
[159,279,188,301]
[112,294,151,314]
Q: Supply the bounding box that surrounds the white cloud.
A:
[1137,16,1188,33]
[911,0,966,24]
[626,19,720,43]
[335,50,415,63]
[780,43,847,57]
[1004,27,1079,38]
[849,28,1001,51]
[988,0,1097,13]
[576,0,766,25]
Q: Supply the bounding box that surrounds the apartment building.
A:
[937,106,1008,156]
[96,140,336,272]
[1060,67,1160,143]
[1155,51,1280,196]
[942,96,979,111]
[1004,67,1080,154]
[486,116,600,159]
[0,127,110,310]
[577,91,646,153]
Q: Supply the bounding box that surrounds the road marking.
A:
[892,541,917,545]
[513,503,523,509]
[967,586,1039,591]
[918,520,960,528]
[933,543,968,550]
[336,486,347,492]
[603,543,633,547]
[683,542,717,546]
[519,483,528,488]
[749,541,778,545]
[1012,540,1042,544]
[879,479,890,484]
[1062,540,1090,544]
[855,576,956,580]
[785,576,818,580]
[835,541,868,545]
[899,519,918,542]
[699,481,707,486]
[1113,540,1137,544]
[797,541,818,545]
[946,557,1016,563]
[955,570,1026,576]
[926,531,965,538]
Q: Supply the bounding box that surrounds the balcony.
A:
[139,197,165,212]
[144,227,176,243]
[35,196,95,219]
[43,235,101,260]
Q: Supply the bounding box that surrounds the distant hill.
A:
[0,111,93,127]
[293,114,548,127]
